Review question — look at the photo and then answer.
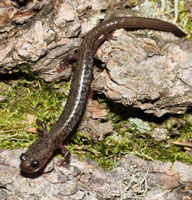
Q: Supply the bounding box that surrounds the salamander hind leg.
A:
[58,145,71,166]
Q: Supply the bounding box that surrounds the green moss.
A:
[69,108,192,170]
[178,1,192,38]
[67,95,192,169]
[0,79,69,149]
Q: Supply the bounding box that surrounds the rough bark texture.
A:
[0,149,192,200]
[92,29,192,117]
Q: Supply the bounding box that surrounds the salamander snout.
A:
[20,153,41,173]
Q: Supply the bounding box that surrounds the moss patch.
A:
[69,101,192,170]
[0,79,70,149]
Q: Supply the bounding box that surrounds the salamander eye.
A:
[31,160,40,168]
[20,153,26,161]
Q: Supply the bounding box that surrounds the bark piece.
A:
[0,149,192,199]
[0,0,82,81]
[92,29,191,117]
[0,0,107,82]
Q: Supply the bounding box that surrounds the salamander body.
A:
[19,17,186,173]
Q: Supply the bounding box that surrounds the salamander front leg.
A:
[36,119,49,135]
[57,47,78,73]
[59,145,71,166]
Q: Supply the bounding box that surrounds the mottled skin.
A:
[19,17,186,173]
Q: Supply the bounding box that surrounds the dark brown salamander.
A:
[19,17,186,173]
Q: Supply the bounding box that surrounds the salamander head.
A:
[20,153,41,173]
[19,139,53,173]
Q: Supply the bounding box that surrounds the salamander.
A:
[19,17,186,173]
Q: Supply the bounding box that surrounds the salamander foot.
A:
[59,145,71,166]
